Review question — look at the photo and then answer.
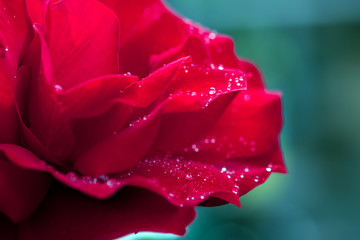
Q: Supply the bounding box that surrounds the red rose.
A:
[0,0,286,239]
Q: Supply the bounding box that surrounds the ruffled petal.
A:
[0,145,51,222]
[175,90,283,163]
[22,27,136,162]
[205,34,264,89]
[214,142,286,197]
[18,185,195,240]
[117,57,190,107]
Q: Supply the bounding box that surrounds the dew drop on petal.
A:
[208,32,216,39]
[209,87,216,95]
[54,84,63,93]
[232,185,240,194]
[185,174,193,180]
[0,44,8,58]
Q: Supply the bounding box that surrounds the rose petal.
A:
[151,94,236,154]
[41,0,120,90]
[58,74,138,118]
[214,142,286,197]
[74,106,162,175]
[205,34,264,89]
[0,0,31,143]
[150,35,210,71]
[101,0,189,77]
[0,146,51,222]
[162,62,247,113]
[22,27,136,161]
[18,185,195,240]
[117,57,191,107]
[176,90,283,163]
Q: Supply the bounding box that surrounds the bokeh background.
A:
[123,0,360,239]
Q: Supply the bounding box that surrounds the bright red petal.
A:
[18,186,195,240]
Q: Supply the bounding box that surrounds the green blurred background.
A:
[123,0,360,239]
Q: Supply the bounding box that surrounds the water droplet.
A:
[244,168,249,172]
[209,87,216,95]
[244,94,251,101]
[208,32,216,39]
[200,195,205,200]
[210,138,216,143]
[218,65,224,70]
[266,167,272,172]
[185,174,192,180]
[221,167,227,173]
[54,84,63,93]
[97,174,108,183]
[232,185,240,194]
[0,44,9,58]
[67,172,78,182]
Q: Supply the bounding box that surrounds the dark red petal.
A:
[74,106,162,175]
[42,0,120,90]
[0,0,31,143]
[18,185,196,240]
[175,90,282,163]
[0,146,51,222]
[0,214,16,240]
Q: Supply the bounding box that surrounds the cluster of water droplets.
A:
[124,154,245,206]
[127,114,150,128]
[175,62,246,108]
[182,134,260,159]
[64,171,125,189]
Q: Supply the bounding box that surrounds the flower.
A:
[0,0,286,239]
